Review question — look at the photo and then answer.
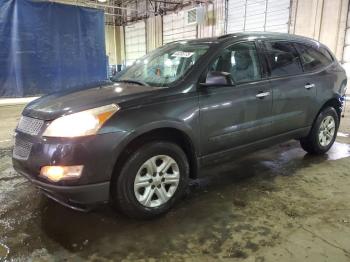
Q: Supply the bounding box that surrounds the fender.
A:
[118,119,199,154]
[107,119,200,179]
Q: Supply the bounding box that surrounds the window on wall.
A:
[210,42,261,83]
[263,41,303,78]
[294,43,333,72]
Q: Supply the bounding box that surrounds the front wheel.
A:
[300,107,339,154]
[111,141,189,219]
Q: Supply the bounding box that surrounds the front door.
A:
[199,41,273,156]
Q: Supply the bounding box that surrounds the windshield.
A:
[112,42,209,87]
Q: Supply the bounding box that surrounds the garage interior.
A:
[1,0,350,261]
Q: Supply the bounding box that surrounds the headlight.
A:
[43,104,119,137]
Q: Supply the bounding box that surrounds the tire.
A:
[111,141,189,219]
[300,107,339,155]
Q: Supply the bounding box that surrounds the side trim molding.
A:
[198,127,311,170]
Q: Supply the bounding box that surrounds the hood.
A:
[23,82,163,120]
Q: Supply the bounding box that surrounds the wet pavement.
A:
[0,105,350,261]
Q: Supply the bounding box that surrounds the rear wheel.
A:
[111,141,189,219]
[300,107,339,154]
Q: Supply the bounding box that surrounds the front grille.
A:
[17,116,44,136]
[13,138,33,160]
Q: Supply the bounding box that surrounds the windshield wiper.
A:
[114,79,149,87]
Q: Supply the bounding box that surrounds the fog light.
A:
[40,165,83,182]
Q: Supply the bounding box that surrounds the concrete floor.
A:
[0,105,350,262]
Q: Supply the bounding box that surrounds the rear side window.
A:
[263,41,303,78]
[294,43,333,72]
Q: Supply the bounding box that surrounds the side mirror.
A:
[201,71,233,87]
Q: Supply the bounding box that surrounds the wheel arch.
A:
[111,125,199,188]
[319,97,343,120]
[304,97,342,139]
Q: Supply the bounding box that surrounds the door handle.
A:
[256,91,270,99]
[305,83,315,89]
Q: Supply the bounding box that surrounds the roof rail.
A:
[218,34,236,39]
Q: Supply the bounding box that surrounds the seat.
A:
[231,51,255,83]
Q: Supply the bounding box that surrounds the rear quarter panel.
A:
[316,62,346,112]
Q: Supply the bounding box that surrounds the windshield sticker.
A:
[171,51,194,58]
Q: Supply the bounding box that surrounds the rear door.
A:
[199,41,273,156]
[261,40,317,135]
[293,42,336,121]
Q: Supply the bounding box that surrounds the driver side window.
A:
[210,42,262,84]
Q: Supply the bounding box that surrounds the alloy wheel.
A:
[318,115,336,147]
[134,155,180,208]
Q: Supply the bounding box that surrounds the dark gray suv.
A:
[12,32,347,219]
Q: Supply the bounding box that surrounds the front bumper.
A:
[18,168,110,211]
[12,130,129,209]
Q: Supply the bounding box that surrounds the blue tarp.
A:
[0,0,107,97]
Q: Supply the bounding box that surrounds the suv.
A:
[13,32,347,219]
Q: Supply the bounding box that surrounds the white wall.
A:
[289,0,349,61]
